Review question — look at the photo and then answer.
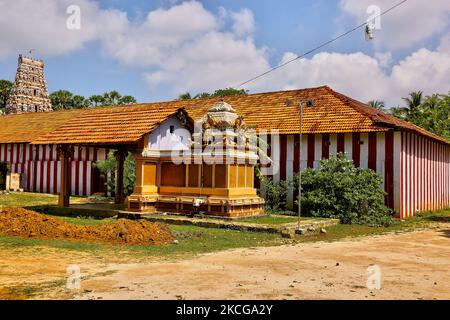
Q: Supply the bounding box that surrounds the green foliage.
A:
[0,79,13,114]
[178,87,248,100]
[256,169,293,213]
[391,91,450,141]
[95,151,136,196]
[50,90,137,110]
[367,100,385,111]
[296,154,393,226]
[50,90,90,110]
[98,90,137,106]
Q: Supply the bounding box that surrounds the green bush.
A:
[95,151,136,196]
[256,169,294,213]
[294,154,393,226]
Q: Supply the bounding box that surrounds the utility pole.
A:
[296,99,314,231]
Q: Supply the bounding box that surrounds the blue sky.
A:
[0,0,449,106]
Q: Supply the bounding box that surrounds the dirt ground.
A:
[2,226,448,300]
[0,208,173,245]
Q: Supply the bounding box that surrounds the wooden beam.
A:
[57,145,73,207]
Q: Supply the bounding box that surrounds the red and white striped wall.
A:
[400,132,450,218]
[2,131,449,218]
[259,131,450,219]
[0,143,108,196]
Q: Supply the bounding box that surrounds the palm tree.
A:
[178,92,192,100]
[0,79,13,113]
[402,91,423,112]
[88,95,104,107]
[391,91,424,120]
[49,90,74,110]
[368,100,385,111]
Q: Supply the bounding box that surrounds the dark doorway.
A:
[91,167,107,196]
[0,162,8,190]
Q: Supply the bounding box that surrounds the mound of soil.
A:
[0,208,173,245]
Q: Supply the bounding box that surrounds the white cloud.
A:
[374,52,393,69]
[261,33,450,107]
[230,9,255,38]
[0,0,125,58]
[99,1,268,94]
[0,0,448,108]
[339,0,450,50]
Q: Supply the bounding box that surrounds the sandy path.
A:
[74,228,450,300]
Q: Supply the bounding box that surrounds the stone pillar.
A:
[57,145,73,207]
[114,148,127,204]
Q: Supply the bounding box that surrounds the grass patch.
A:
[0,223,284,260]
[239,215,303,225]
[0,192,90,208]
[298,209,450,243]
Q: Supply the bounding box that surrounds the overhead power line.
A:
[235,0,408,88]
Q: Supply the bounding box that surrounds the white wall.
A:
[147,116,191,151]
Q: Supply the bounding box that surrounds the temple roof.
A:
[0,85,448,145]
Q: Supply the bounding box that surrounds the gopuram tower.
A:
[5,54,52,114]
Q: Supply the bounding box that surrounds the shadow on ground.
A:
[438,229,450,239]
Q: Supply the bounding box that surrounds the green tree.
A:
[391,91,450,141]
[99,90,137,106]
[368,100,385,111]
[391,91,423,121]
[296,154,393,226]
[49,90,75,110]
[95,151,136,196]
[178,92,192,100]
[0,79,13,114]
[87,94,104,107]
[178,87,248,100]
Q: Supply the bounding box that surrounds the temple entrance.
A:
[0,162,8,190]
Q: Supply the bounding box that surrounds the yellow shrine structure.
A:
[127,101,265,218]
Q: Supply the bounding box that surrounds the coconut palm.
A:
[368,100,385,111]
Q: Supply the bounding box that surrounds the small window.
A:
[169,125,175,134]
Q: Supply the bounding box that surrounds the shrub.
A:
[295,154,393,226]
[95,151,136,196]
[256,169,294,213]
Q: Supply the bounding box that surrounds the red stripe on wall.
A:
[385,131,394,210]
[16,144,20,164]
[293,135,300,174]
[337,133,345,154]
[75,160,80,196]
[54,160,58,194]
[368,132,377,171]
[307,135,315,168]
[33,161,38,192]
[68,160,72,196]
[322,133,330,159]
[39,160,44,193]
[46,161,51,194]
[352,133,361,167]
[280,135,287,181]
[83,161,88,196]
[26,161,31,191]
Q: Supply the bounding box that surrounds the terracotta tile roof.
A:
[0,109,82,144]
[0,85,448,145]
[326,87,450,144]
[31,105,182,145]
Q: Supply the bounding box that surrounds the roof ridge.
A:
[324,86,449,145]
[107,85,332,108]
